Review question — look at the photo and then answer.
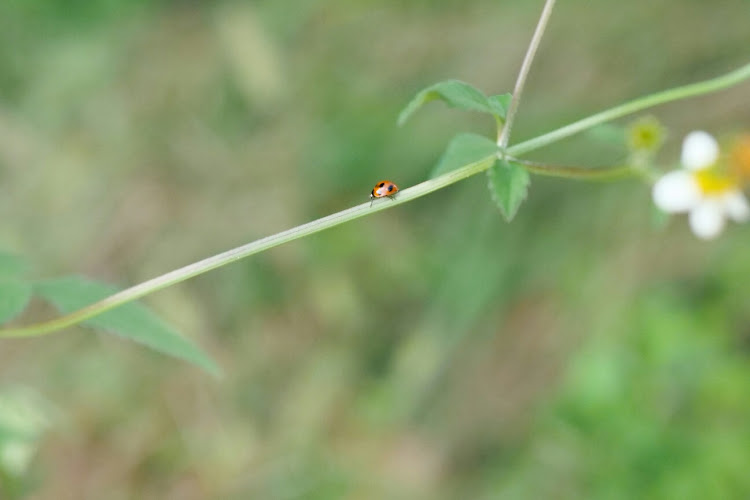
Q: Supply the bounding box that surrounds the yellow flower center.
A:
[693,169,737,195]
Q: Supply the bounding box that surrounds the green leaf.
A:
[0,280,32,324]
[35,276,221,377]
[431,133,498,179]
[398,80,510,126]
[0,252,29,279]
[487,159,531,221]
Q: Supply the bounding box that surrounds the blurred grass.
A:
[1,0,750,498]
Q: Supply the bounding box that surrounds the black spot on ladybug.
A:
[378,182,385,187]
[387,185,394,192]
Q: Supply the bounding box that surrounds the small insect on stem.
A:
[369,180,399,207]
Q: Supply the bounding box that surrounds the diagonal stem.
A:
[2,60,750,339]
[508,61,750,157]
[497,0,557,149]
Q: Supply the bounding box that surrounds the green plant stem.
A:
[2,156,497,338]
[508,62,750,157]
[512,158,634,181]
[3,60,750,338]
[498,0,556,149]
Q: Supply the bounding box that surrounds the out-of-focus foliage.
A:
[1,0,749,498]
[0,386,56,498]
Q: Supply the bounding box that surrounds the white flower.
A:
[652,131,750,239]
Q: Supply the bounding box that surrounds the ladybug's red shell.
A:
[370,180,399,200]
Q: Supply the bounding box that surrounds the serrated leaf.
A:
[0,252,29,279]
[35,276,221,377]
[0,280,32,324]
[398,80,509,126]
[487,159,531,221]
[431,133,498,179]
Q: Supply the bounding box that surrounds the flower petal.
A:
[689,200,726,239]
[722,190,750,222]
[652,170,701,213]
[681,131,719,171]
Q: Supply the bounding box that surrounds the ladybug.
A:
[370,180,399,207]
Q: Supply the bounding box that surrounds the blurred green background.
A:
[1,0,750,498]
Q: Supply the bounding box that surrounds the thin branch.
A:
[1,156,498,338]
[511,158,635,181]
[497,0,557,148]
